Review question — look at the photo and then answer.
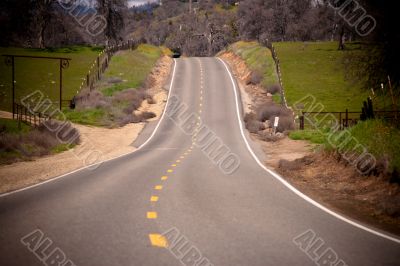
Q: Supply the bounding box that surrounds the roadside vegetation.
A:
[226,41,279,93]
[289,120,400,181]
[63,44,170,127]
[224,41,293,136]
[0,118,80,165]
[0,46,102,112]
[274,42,369,111]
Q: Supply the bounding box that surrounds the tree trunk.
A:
[338,26,345,50]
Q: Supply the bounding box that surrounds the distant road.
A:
[0,57,399,266]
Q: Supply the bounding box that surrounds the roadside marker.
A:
[149,234,168,248]
[150,196,159,202]
[147,212,158,219]
[155,185,163,190]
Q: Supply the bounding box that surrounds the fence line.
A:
[270,44,288,108]
[13,103,52,128]
[299,109,400,130]
[75,40,137,97]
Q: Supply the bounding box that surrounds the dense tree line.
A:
[0,0,397,93]
[0,0,129,47]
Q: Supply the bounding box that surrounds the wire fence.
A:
[299,109,400,130]
[78,40,137,94]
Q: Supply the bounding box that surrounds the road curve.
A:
[0,57,399,266]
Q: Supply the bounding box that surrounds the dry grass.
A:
[0,120,80,165]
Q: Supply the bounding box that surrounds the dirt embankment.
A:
[0,55,173,194]
[220,52,400,236]
[219,52,312,165]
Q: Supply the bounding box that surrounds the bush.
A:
[244,113,265,133]
[267,84,281,95]
[246,119,265,133]
[0,120,80,164]
[259,131,282,142]
[75,89,112,110]
[257,104,291,122]
[247,71,263,85]
[269,114,295,133]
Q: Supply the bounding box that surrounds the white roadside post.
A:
[273,116,279,135]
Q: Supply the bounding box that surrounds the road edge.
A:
[217,57,400,244]
[0,59,178,198]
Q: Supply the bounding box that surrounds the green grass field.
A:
[290,120,400,173]
[226,41,279,89]
[0,46,102,112]
[63,44,168,127]
[102,44,165,96]
[273,42,370,112]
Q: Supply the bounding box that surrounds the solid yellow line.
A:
[150,196,159,202]
[155,185,163,190]
[149,234,168,248]
[147,212,158,219]
[161,176,168,181]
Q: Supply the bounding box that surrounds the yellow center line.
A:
[167,169,173,173]
[155,185,163,190]
[147,212,158,219]
[176,160,181,163]
[150,196,159,202]
[149,234,168,248]
[171,164,177,167]
[161,176,168,181]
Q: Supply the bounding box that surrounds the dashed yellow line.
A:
[149,234,168,248]
[155,185,163,190]
[150,196,159,202]
[161,176,168,181]
[171,164,177,167]
[147,212,158,219]
[176,160,181,163]
[167,169,173,173]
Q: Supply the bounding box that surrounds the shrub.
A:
[269,114,295,133]
[0,120,80,164]
[75,89,112,110]
[247,71,263,85]
[257,104,286,122]
[267,84,281,95]
[244,113,265,133]
[259,131,282,142]
[246,119,265,133]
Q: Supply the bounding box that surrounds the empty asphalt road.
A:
[0,57,399,266]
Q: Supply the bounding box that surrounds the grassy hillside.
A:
[0,46,102,112]
[226,41,279,90]
[274,42,369,111]
[63,44,169,127]
[102,44,167,96]
[290,119,400,175]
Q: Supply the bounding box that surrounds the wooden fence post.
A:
[300,115,304,130]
